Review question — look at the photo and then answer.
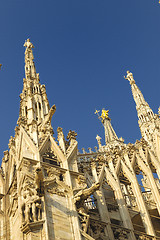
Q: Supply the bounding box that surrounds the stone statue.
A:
[21,188,33,223]
[96,135,102,147]
[22,194,42,223]
[124,71,135,84]
[21,179,43,224]
[32,198,42,221]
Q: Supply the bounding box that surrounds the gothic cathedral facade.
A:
[0,39,160,240]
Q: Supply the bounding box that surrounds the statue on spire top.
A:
[95,109,110,123]
[124,71,135,85]
[24,39,34,49]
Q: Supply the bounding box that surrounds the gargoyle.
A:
[74,182,100,213]
[74,182,100,233]
[38,104,56,133]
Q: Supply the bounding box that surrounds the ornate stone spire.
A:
[17,39,56,145]
[125,71,154,124]
[124,71,159,146]
[101,110,119,144]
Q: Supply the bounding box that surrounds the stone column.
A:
[136,154,160,215]
[91,162,114,239]
[121,160,155,237]
[104,166,136,240]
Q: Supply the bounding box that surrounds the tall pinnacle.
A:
[124,71,154,126]
[125,71,157,145]
[17,39,56,145]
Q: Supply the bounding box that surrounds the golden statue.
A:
[101,109,109,120]
[95,109,109,122]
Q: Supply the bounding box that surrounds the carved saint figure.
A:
[21,183,42,224]
[32,198,42,221]
[124,71,135,84]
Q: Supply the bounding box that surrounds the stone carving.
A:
[39,105,56,134]
[46,168,60,178]
[42,147,60,166]
[35,167,44,196]
[88,219,108,240]
[74,182,100,210]
[45,177,71,197]
[77,175,86,188]
[9,181,18,217]
[74,182,100,232]
[67,130,77,142]
[57,127,64,140]
[21,179,42,224]
[47,186,66,197]
[96,135,102,148]
[124,71,135,84]
[2,150,9,163]
[8,136,15,149]
[17,116,27,127]
[21,194,42,223]
[113,228,128,239]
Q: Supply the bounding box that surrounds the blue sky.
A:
[0,0,160,159]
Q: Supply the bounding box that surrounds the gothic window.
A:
[25,106,27,118]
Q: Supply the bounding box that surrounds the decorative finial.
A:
[24,38,34,49]
[124,71,135,85]
[95,109,109,123]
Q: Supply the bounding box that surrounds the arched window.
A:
[25,106,27,117]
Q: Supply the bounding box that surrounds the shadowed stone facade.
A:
[0,40,160,239]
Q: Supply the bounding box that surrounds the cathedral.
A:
[0,39,160,240]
